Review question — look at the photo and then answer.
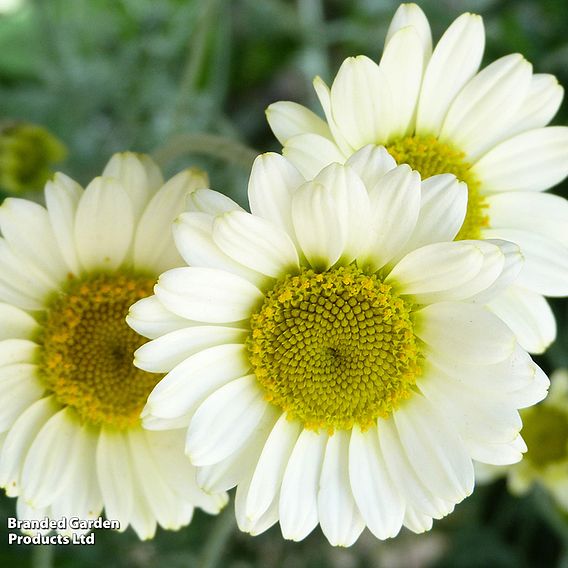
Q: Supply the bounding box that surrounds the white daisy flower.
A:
[0,152,227,540]
[129,148,549,546]
[266,3,568,355]
[477,369,568,512]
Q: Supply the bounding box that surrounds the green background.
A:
[0,0,567,566]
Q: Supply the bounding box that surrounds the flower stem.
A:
[199,504,236,568]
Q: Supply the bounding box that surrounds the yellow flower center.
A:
[522,405,568,469]
[38,273,161,430]
[385,135,489,240]
[247,266,421,432]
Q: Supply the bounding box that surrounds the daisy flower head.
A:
[477,369,568,512]
[266,2,568,355]
[0,152,227,540]
[129,147,549,546]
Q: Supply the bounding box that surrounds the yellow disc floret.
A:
[247,266,421,432]
[39,273,160,430]
[386,135,489,240]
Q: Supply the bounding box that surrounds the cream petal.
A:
[487,191,568,248]
[266,101,332,145]
[468,435,526,466]
[74,177,135,271]
[126,295,191,340]
[127,464,158,540]
[96,428,134,531]
[403,507,434,534]
[0,198,68,284]
[393,395,474,503]
[135,325,248,373]
[186,187,243,216]
[330,55,393,149]
[488,285,556,354]
[248,152,304,240]
[349,426,404,540]
[0,397,58,496]
[0,339,38,367]
[416,13,485,136]
[358,164,421,271]
[345,144,397,189]
[44,173,83,274]
[440,54,532,159]
[279,429,327,541]
[472,126,568,192]
[245,414,301,523]
[0,304,38,340]
[20,408,79,508]
[283,133,346,179]
[16,500,51,535]
[186,375,267,467]
[134,168,209,273]
[379,26,425,138]
[143,343,251,420]
[415,302,515,364]
[318,430,365,547]
[213,211,300,277]
[385,3,432,64]
[155,266,264,323]
[484,228,568,296]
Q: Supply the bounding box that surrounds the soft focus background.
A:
[0,0,567,566]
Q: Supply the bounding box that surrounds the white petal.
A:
[155,266,264,323]
[0,304,38,340]
[213,211,299,277]
[102,152,163,220]
[185,187,243,216]
[385,3,432,63]
[0,339,38,367]
[318,430,365,547]
[135,325,248,373]
[379,26,425,138]
[416,13,485,136]
[398,175,467,257]
[186,375,268,466]
[487,191,568,248]
[488,285,556,354]
[440,54,532,159]
[393,395,474,502]
[266,101,332,145]
[403,507,434,534]
[248,153,303,242]
[330,55,393,149]
[21,408,78,508]
[143,343,251,420]
[358,165,421,271]
[345,144,397,189]
[472,127,568,192]
[283,133,346,179]
[484,228,568,296]
[45,173,83,274]
[0,364,44,432]
[74,177,134,271]
[126,295,190,340]
[0,397,58,496]
[280,429,327,541]
[245,414,301,523]
[134,168,209,273]
[349,426,404,540]
[96,428,134,531]
[415,302,516,364]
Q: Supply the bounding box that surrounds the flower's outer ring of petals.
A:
[283,133,346,180]
[266,101,332,145]
[385,3,432,64]
[186,188,243,216]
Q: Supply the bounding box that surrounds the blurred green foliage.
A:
[0,0,567,566]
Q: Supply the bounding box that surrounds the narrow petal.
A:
[385,3,432,64]
[280,429,327,541]
[416,13,485,136]
[349,426,404,540]
[186,375,268,466]
[472,126,568,192]
[213,211,300,277]
[345,144,397,189]
[0,339,38,367]
[415,302,516,364]
[155,267,264,323]
[283,133,346,179]
[126,295,190,340]
[266,101,332,145]
[186,187,243,216]
[318,430,365,547]
[74,177,134,271]
[0,304,39,341]
[134,168,209,273]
